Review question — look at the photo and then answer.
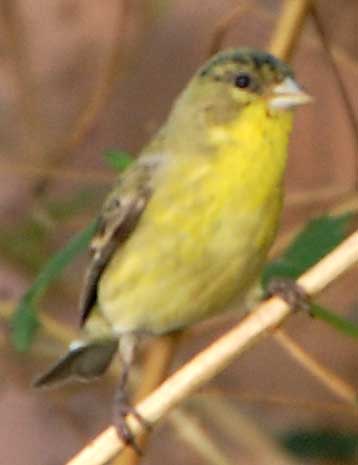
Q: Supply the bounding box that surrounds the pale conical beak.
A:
[269,77,313,110]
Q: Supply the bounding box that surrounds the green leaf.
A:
[11,221,97,352]
[262,212,358,339]
[11,147,133,351]
[262,212,354,287]
[310,303,358,339]
[10,302,39,352]
[104,150,133,172]
[281,430,358,460]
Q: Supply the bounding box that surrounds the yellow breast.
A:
[96,101,292,335]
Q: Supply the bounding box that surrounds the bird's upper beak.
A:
[268,77,313,110]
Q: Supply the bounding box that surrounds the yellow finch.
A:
[35,48,311,442]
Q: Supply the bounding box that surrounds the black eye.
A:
[234,73,251,89]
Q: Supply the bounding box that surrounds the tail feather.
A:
[33,339,118,388]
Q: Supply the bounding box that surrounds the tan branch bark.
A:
[269,0,312,60]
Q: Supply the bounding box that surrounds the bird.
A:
[34,48,311,447]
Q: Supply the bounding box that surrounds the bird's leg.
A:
[265,277,311,313]
[113,334,150,455]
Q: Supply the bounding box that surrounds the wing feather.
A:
[79,161,155,326]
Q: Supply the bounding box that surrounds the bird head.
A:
[196,48,312,113]
[158,48,312,151]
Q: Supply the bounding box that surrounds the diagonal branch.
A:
[274,329,356,403]
[65,232,358,465]
[169,408,236,465]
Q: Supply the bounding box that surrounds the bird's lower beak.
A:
[269,77,313,110]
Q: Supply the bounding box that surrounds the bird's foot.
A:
[265,277,311,313]
[113,393,151,455]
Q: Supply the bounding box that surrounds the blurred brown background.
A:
[0,1,357,464]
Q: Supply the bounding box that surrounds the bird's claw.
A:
[114,395,151,455]
[265,277,311,313]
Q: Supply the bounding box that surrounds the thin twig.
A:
[0,300,125,380]
[0,300,77,346]
[64,232,358,465]
[169,408,235,465]
[274,329,357,403]
[226,0,358,74]
[0,159,113,183]
[269,0,312,60]
[196,396,301,465]
[199,389,358,416]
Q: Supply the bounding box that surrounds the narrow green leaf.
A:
[10,302,39,352]
[262,213,353,287]
[281,430,358,460]
[262,212,357,339]
[310,303,358,339]
[11,147,133,352]
[104,150,133,172]
[11,221,97,352]
[282,213,352,269]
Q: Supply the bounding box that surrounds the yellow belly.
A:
[97,102,291,335]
